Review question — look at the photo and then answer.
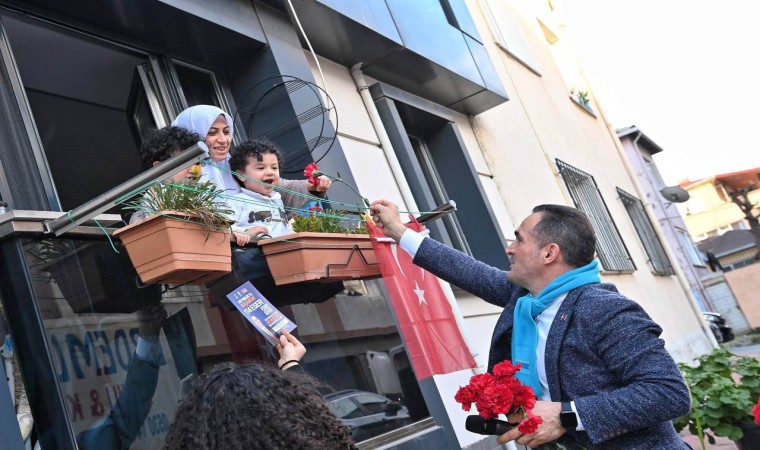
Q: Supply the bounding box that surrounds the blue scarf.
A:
[511,260,601,397]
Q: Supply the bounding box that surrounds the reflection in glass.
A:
[19,237,429,447]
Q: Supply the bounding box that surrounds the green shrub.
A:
[674,347,760,444]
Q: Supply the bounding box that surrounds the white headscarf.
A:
[172,105,239,193]
[171,105,234,138]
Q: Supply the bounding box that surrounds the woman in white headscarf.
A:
[171,105,330,208]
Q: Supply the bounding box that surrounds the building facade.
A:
[616,125,715,311]
[0,1,714,449]
[680,170,760,242]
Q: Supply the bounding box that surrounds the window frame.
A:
[370,82,510,270]
[616,187,674,276]
[555,159,636,273]
[677,228,706,267]
[407,134,473,256]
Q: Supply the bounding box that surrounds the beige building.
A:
[680,169,760,242]
[305,1,714,446]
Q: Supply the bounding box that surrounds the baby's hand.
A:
[308,175,331,193]
[246,226,269,237]
[233,231,251,246]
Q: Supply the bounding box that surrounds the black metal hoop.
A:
[234,75,338,174]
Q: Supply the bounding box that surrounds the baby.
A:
[228,139,293,245]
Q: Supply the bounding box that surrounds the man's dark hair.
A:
[229,139,284,187]
[139,126,201,170]
[163,362,356,450]
[531,204,597,268]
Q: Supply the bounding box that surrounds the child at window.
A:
[130,126,203,224]
[228,139,293,245]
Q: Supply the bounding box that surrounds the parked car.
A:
[702,311,734,343]
[324,390,413,442]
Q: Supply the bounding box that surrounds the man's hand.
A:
[275,329,306,370]
[307,175,331,193]
[369,199,407,242]
[497,401,566,448]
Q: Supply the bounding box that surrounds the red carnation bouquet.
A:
[455,360,543,434]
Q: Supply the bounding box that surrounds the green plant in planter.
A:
[291,206,367,234]
[578,90,590,106]
[123,180,233,239]
[674,347,760,447]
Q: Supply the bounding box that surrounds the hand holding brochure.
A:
[226,281,297,346]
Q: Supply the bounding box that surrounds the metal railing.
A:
[617,188,674,276]
[556,159,636,272]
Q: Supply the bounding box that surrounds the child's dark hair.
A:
[139,126,201,170]
[229,139,284,186]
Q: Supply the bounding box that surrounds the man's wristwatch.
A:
[560,401,578,430]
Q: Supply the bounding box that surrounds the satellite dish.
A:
[660,186,690,203]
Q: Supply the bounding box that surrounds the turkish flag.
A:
[368,218,476,380]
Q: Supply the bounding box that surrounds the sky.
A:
[559,0,760,185]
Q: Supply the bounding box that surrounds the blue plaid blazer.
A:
[414,237,691,449]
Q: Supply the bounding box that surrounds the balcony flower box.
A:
[257,232,381,285]
[114,211,231,285]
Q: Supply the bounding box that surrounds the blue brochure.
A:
[226,281,297,346]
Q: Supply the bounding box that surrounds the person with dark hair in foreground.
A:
[138,126,202,171]
[163,360,356,450]
[370,199,691,449]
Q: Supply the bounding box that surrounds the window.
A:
[480,0,541,74]
[172,61,228,113]
[677,228,705,266]
[617,188,674,276]
[408,135,471,255]
[0,12,161,211]
[556,159,635,272]
[371,83,509,270]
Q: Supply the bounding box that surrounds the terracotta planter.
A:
[257,232,380,285]
[114,212,231,285]
[41,240,161,314]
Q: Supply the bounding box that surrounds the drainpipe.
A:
[349,64,481,365]
[595,101,717,348]
[349,64,418,212]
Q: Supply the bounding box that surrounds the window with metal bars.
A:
[616,188,675,276]
[555,159,636,272]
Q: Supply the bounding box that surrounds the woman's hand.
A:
[276,329,306,370]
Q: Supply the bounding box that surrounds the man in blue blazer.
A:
[370,200,691,449]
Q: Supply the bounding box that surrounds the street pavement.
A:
[679,342,760,450]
